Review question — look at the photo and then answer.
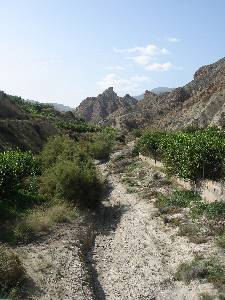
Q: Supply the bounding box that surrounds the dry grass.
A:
[0,245,25,298]
[13,201,77,242]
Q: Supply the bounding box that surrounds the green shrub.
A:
[0,246,25,298]
[90,128,116,160]
[191,200,225,220]
[0,150,39,198]
[39,135,89,170]
[137,131,164,161]
[39,159,103,209]
[175,257,225,288]
[137,127,225,182]
[155,190,201,213]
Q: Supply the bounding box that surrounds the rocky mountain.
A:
[74,87,138,123]
[104,57,225,130]
[134,87,174,100]
[151,87,174,94]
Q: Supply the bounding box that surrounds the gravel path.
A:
[91,160,217,300]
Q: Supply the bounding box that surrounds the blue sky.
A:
[0,0,224,107]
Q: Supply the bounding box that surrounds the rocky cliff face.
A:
[74,87,138,123]
[104,57,225,130]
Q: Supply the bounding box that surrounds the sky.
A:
[0,0,225,107]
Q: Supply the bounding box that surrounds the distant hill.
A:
[26,99,72,112]
[134,87,174,100]
[47,103,72,112]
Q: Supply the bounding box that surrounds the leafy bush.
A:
[0,150,39,198]
[137,127,225,182]
[39,159,103,209]
[137,131,164,161]
[0,246,25,298]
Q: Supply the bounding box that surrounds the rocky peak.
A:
[102,87,117,98]
[144,90,156,98]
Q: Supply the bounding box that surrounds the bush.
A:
[89,128,116,160]
[39,135,89,170]
[191,200,225,220]
[137,131,164,161]
[0,150,39,198]
[39,159,103,209]
[0,246,25,298]
[137,127,225,182]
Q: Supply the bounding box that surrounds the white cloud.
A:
[106,65,125,71]
[97,73,150,94]
[145,62,173,71]
[166,37,180,43]
[114,44,170,67]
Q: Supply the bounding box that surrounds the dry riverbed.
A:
[18,147,223,299]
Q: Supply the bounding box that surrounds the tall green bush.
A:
[39,159,103,209]
[0,150,39,198]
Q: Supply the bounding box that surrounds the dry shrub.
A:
[0,245,25,297]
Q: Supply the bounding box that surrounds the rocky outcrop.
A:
[74,87,137,123]
[104,57,225,130]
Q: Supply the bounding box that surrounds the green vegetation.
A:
[217,233,225,249]
[13,201,76,242]
[39,159,103,209]
[155,189,225,243]
[57,121,101,133]
[137,127,225,182]
[175,257,225,289]
[89,127,116,160]
[0,150,39,199]
[0,129,115,297]
[155,190,201,214]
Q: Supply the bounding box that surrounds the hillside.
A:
[0,91,80,152]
